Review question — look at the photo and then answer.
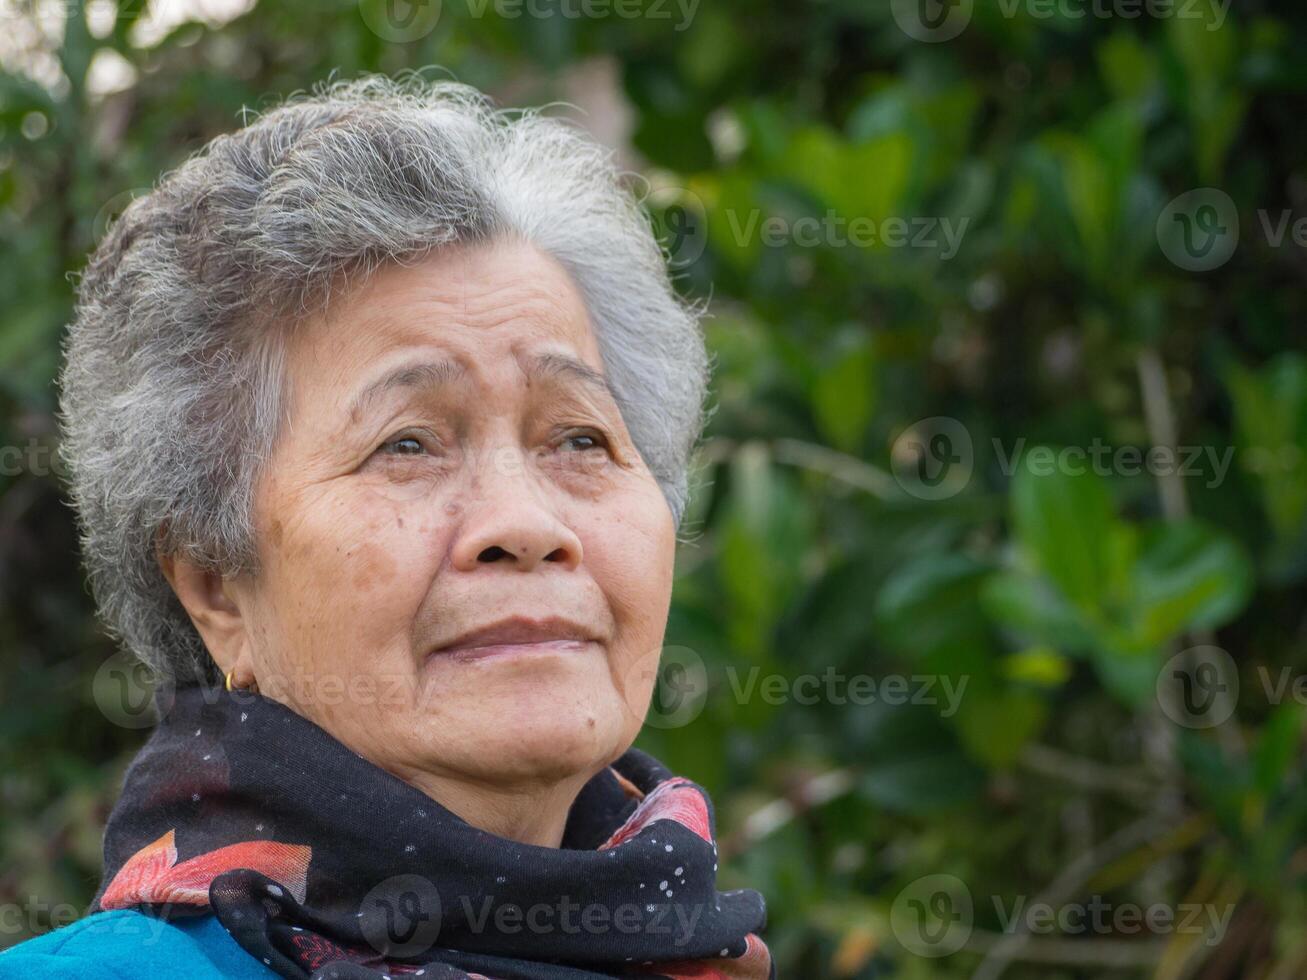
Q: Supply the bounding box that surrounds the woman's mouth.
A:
[439,638,595,663]
[428,616,599,664]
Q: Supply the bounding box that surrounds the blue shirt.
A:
[0,909,278,979]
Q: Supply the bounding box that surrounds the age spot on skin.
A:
[351,543,398,592]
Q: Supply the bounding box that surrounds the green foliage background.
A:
[2,0,1307,976]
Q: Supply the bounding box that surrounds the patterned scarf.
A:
[93,686,774,980]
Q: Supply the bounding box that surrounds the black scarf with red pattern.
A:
[92,686,773,980]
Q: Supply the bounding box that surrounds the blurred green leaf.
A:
[1132,520,1254,642]
[811,338,876,453]
[1009,452,1117,612]
[1098,31,1158,101]
[875,552,994,663]
[952,687,1048,768]
[783,127,914,232]
[1228,354,1307,544]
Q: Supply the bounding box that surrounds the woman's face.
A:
[229,239,675,796]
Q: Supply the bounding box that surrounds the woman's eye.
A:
[380,435,427,455]
[560,431,606,452]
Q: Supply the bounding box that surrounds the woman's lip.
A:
[435,638,595,663]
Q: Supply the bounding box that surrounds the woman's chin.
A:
[501,727,621,780]
[410,698,633,785]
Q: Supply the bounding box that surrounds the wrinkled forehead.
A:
[281,239,607,403]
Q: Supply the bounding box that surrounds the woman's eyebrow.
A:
[526,351,618,405]
[345,351,616,422]
[347,358,466,421]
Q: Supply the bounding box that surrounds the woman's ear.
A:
[157,550,257,685]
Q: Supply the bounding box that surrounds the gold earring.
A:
[225,670,257,694]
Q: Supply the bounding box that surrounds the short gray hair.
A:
[58,73,709,685]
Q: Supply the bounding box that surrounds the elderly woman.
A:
[1,76,772,980]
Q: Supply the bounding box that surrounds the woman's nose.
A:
[448,454,584,573]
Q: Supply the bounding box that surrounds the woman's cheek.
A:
[592,503,675,635]
[355,466,452,505]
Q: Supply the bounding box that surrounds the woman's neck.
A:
[401,769,592,848]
